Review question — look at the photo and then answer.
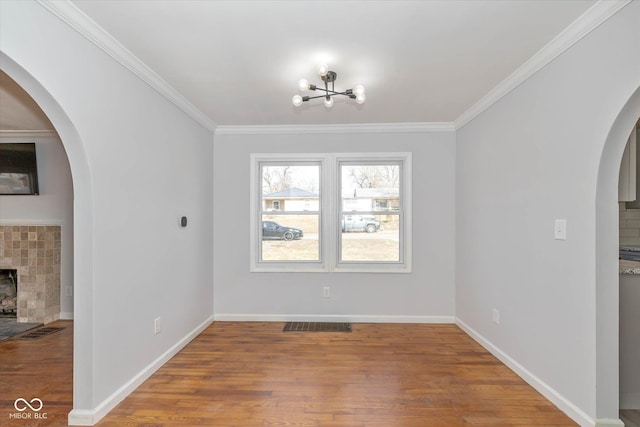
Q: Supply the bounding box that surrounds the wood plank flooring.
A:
[96,322,577,427]
[621,409,640,427]
[0,320,73,426]
[0,321,585,426]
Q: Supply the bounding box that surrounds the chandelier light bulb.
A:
[298,79,310,91]
[355,93,366,104]
[353,85,365,96]
[318,63,329,77]
[324,96,334,108]
[292,94,303,107]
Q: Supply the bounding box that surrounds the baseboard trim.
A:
[595,419,624,427]
[455,318,596,427]
[213,313,455,323]
[66,409,94,426]
[68,315,214,426]
[59,312,74,320]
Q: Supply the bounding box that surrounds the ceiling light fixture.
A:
[292,63,365,108]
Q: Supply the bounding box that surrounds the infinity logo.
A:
[14,398,43,412]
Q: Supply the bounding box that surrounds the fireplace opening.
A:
[0,269,18,318]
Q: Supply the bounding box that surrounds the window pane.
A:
[341,164,399,212]
[340,163,401,263]
[261,214,319,261]
[340,214,399,262]
[262,165,319,212]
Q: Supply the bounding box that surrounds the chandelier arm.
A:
[309,88,352,95]
[303,94,335,101]
[303,91,354,101]
[302,93,343,101]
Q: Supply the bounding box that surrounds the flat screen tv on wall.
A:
[0,143,40,195]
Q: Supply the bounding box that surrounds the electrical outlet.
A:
[65,286,73,297]
[323,286,331,298]
[154,317,161,335]
[492,309,500,325]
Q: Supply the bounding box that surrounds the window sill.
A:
[249,265,411,274]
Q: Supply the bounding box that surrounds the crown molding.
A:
[0,130,59,139]
[215,122,456,135]
[454,0,633,130]
[35,0,217,133]
[34,0,629,135]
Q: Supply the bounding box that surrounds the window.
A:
[250,153,411,272]
[255,161,321,265]
[339,162,402,264]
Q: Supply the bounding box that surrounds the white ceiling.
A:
[2,1,599,130]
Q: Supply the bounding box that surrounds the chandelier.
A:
[292,64,366,108]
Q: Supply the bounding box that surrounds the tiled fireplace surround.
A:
[0,225,61,324]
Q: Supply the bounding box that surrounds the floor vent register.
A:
[282,322,352,332]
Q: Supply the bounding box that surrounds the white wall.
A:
[456,1,640,424]
[0,136,74,316]
[1,0,214,421]
[213,131,455,321]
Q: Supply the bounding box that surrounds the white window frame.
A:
[335,154,410,272]
[250,152,411,273]
[250,153,328,272]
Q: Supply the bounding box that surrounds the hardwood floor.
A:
[621,409,640,427]
[0,320,73,426]
[0,321,580,426]
[96,322,577,427]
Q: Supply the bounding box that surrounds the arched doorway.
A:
[596,85,640,421]
[1,51,95,418]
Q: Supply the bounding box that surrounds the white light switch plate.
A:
[554,219,567,240]
[154,317,161,335]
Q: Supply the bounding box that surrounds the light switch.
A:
[554,219,567,240]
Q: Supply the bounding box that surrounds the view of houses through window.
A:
[256,158,405,267]
[260,164,320,261]
[339,163,400,262]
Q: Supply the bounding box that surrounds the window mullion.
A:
[324,155,336,272]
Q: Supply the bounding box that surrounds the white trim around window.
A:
[250,152,411,273]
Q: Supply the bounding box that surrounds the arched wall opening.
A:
[596,85,640,419]
[0,51,95,414]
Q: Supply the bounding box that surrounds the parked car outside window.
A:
[262,221,303,240]
[341,215,380,233]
